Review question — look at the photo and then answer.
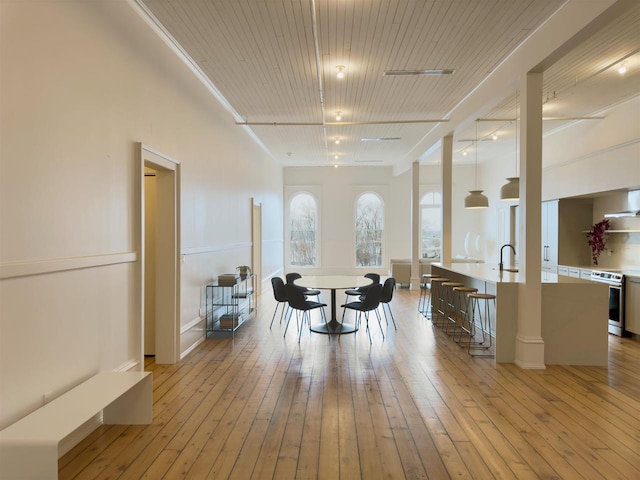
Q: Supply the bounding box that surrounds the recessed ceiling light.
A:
[361,137,402,141]
[336,65,346,79]
[492,134,498,141]
[335,111,342,121]
[618,63,627,75]
[383,69,455,76]
[334,137,340,144]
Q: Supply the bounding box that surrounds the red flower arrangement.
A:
[586,219,610,265]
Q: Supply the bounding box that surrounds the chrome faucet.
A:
[499,244,516,271]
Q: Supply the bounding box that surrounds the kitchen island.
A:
[432,263,609,365]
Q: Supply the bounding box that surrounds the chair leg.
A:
[283,307,295,337]
[363,312,372,343]
[269,302,281,329]
[383,303,397,330]
[298,310,310,343]
[374,309,385,339]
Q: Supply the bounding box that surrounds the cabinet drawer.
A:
[557,266,569,276]
[580,269,593,280]
[568,268,580,278]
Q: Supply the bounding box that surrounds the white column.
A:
[515,72,545,369]
[411,161,420,289]
[441,135,453,264]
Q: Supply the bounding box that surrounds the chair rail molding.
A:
[0,252,137,279]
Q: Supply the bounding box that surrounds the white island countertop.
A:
[431,262,608,366]
[432,262,593,284]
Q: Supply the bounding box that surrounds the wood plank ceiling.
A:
[138,0,639,168]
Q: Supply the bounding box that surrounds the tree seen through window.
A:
[289,193,317,266]
[355,193,383,267]
[421,191,441,259]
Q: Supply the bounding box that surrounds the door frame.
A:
[251,198,262,296]
[139,143,181,364]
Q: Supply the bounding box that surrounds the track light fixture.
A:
[336,65,346,79]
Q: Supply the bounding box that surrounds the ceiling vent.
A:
[383,69,455,76]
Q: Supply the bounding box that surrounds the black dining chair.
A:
[379,277,397,330]
[344,272,380,303]
[285,272,321,300]
[341,283,384,343]
[284,283,327,342]
[269,277,290,330]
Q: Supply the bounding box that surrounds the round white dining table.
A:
[294,275,374,334]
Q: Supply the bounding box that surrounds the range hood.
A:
[604,190,640,218]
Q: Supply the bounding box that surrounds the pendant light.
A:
[464,121,489,209]
[500,91,520,201]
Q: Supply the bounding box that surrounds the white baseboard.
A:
[181,336,206,360]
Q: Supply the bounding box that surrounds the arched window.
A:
[355,192,384,267]
[289,192,317,266]
[420,191,441,259]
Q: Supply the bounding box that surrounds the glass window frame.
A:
[284,187,321,269]
[354,191,385,268]
[420,190,442,260]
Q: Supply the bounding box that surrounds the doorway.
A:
[251,199,262,296]
[139,144,180,364]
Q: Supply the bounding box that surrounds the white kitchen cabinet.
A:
[625,276,640,335]
[542,200,559,268]
[580,269,593,280]
[568,267,580,278]
[541,199,592,269]
[557,266,569,276]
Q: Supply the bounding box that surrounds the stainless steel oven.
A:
[590,270,626,336]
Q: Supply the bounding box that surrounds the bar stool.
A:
[441,282,463,331]
[448,286,478,338]
[464,292,496,357]
[428,277,450,325]
[419,273,440,317]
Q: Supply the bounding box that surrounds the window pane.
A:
[355,193,383,267]
[421,192,441,259]
[290,193,317,266]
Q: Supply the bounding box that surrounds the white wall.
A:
[542,97,640,200]
[0,1,283,428]
[283,166,409,275]
[283,164,477,275]
[474,97,640,268]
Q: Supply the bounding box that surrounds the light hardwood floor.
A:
[60,288,640,479]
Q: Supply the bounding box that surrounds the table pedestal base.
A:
[311,319,357,334]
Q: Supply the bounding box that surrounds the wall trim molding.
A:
[543,137,640,172]
[114,360,141,373]
[181,336,205,360]
[180,316,206,359]
[181,242,252,256]
[0,252,137,280]
[181,315,204,334]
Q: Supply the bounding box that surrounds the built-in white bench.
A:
[0,371,152,479]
